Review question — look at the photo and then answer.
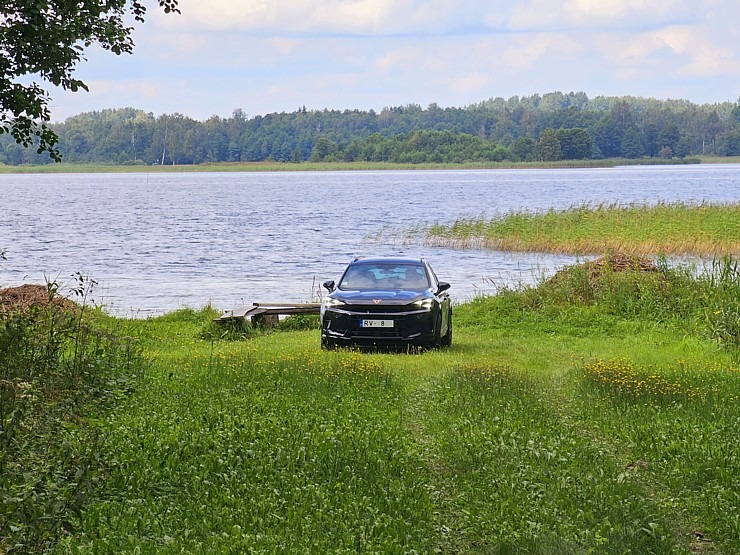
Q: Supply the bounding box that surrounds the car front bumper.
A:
[321,306,438,345]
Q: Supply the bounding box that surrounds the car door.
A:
[427,262,451,335]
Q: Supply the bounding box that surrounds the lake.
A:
[1,165,739,316]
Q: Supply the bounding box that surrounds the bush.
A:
[0,278,144,553]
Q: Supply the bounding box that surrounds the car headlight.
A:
[413,298,434,310]
[323,297,346,308]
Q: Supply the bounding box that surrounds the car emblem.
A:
[373,299,382,305]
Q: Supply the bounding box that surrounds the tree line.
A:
[2,92,739,166]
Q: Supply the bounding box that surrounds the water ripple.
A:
[1,166,738,315]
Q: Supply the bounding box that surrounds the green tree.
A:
[591,100,634,158]
[718,131,740,156]
[620,127,644,158]
[658,121,680,153]
[0,0,179,161]
[556,128,593,159]
[732,96,740,124]
[508,137,536,162]
[536,128,562,161]
[310,136,338,162]
[675,134,694,159]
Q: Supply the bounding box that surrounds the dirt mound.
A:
[547,252,660,289]
[582,252,659,276]
[0,284,79,315]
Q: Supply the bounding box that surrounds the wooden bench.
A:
[216,302,321,327]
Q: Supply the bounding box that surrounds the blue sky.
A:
[47,0,740,122]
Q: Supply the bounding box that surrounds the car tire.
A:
[441,311,452,347]
[430,312,443,348]
[321,338,335,350]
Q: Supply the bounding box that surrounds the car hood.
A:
[331,289,430,305]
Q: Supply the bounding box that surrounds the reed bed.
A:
[425,202,740,256]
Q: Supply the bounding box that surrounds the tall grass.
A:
[457,255,739,352]
[0,279,144,554]
[0,158,702,174]
[425,202,740,256]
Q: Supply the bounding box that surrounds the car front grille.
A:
[342,304,423,315]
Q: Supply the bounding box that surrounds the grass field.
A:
[424,202,740,256]
[3,256,736,554]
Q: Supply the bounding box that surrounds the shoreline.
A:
[3,156,734,174]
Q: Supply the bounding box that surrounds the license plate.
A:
[360,319,394,328]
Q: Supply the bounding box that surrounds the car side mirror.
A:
[437,282,451,294]
[323,280,336,292]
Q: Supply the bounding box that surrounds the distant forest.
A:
[2,91,740,165]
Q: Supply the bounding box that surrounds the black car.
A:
[321,257,452,349]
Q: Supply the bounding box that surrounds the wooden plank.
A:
[255,307,321,314]
[216,302,321,324]
[252,302,321,308]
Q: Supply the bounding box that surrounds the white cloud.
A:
[508,0,702,31]
[591,23,740,79]
[449,72,493,95]
[164,0,487,35]
[592,33,672,67]
[653,25,740,76]
[502,33,582,68]
[374,45,425,72]
[563,0,684,25]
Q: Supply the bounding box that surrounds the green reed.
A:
[426,202,740,256]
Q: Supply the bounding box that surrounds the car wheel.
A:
[441,311,452,347]
[321,338,335,350]
[430,312,443,348]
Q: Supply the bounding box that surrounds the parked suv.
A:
[321,257,452,349]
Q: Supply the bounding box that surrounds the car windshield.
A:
[339,263,430,291]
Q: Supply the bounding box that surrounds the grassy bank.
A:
[424,202,740,256]
[0,157,705,174]
[2,256,734,554]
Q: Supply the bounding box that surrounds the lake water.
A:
[1,165,739,316]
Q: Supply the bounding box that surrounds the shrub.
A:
[0,278,144,553]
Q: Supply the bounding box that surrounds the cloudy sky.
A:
[47,0,740,122]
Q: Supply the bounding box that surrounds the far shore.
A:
[4,156,740,174]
